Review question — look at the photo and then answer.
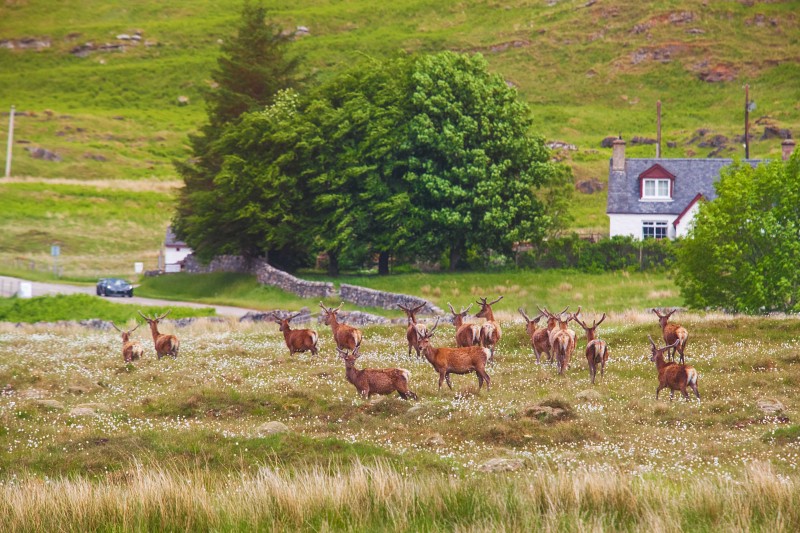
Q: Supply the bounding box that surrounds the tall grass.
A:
[0,461,797,531]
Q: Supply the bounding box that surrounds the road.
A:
[0,276,262,318]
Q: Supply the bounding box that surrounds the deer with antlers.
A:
[270,312,318,357]
[137,310,179,359]
[398,302,427,358]
[447,303,481,347]
[539,307,578,375]
[534,306,567,364]
[518,307,543,360]
[652,308,689,363]
[338,346,418,400]
[417,317,491,392]
[648,335,700,401]
[319,302,363,352]
[111,322,144,363]
[573,313,609,384]
[475,296,503,361]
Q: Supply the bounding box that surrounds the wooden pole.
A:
[656,100,662,158]
[744,85,750,159]
[5,105,14,178]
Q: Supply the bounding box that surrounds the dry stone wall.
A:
[339,284,442,315]
[182,254,260,274]
[255,262,336,299]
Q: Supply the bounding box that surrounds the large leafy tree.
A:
[676,154,800,313]
[173,2,300,262]
[403,52,561,270]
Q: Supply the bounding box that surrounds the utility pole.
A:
[656,100,662,158]
[4,105,13,178]
[744,85,750,159]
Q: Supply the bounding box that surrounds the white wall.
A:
[164,246,192,268]
[674,202,700,238]
[608,214,676,240]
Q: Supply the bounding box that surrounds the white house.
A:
[159,226,192,273]
[606,138,796,240]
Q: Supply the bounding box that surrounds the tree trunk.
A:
[378,251,390,276]
[449,246,462,272]
[327,251,340,277]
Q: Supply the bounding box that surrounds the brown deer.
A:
[319,302,363,352]
[447,303,481,347]
[137,310,179,359]
[270,312,318,357]
[417,318,491,392]
[475,296,503,361]
[111,322,143,363]
[534,306,565,364]
[398,302,427,358]
[338,346,418,400]
[540,307,578,375]
[648,335,700,401]
[652,308,689,363]
[518,307,543,361]
[573,313,609,384]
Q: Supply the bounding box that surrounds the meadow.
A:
[1,309,799,530]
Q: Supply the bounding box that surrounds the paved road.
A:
[0,276,262,318]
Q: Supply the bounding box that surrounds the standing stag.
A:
[137,310,179,359]
[573,313,609,384]
[541,307,578,375]
[417,318,491,392]
[338,346,418,400]
[518,307,543,361]
[475,296,503,361]
[398,303,427,358]
[319,302,363,352]
[447,303,481,347]
[648,335,700,401]
[535,306,567,364]
[111,322,143,363]
[652,308,689,363]
[270,312,318,357]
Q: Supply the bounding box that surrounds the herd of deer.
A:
[110,304,700,403]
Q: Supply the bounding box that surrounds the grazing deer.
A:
[475,296,503,361]
[338,346,417,400]
[573,313,609,385]
[417,318,491,392]
[398,303,427,358]
[319,302,363,352]
[518,307,543,361]
[111,322,143,363]
[137,310,179,359]
[270,312,318,357]
[447,303,481,347]
[652,308,689,363]
[648,335,700,401]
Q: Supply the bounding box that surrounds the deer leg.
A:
[691,383,700,400]
[477,373,484,390]
[445,373,453,390]
[438,372,446,390]
[656,385,662,400]
[681,386,690,399]
[479,369,491,391]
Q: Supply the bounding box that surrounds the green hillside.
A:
[1,0,798,239]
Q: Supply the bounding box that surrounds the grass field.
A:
[1,311,799,529]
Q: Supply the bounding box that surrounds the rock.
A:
[575,179,605,194]
[25,146,62,162]
[407,403,424,414]
[177,95,189,106]
[600,136,617,148]
[67,385,92,395]
[35,399,64,410]
[76,402,110,412]
[477,458,525,472]
[19,389,47,399]
[576,389,601,403]
[69,407,97,417]
[760,126,792,141]
[757,398,786,415]
[630,136,657,145]
[547,141,577,151]
[426,433,446,446]
[258,421,290,435]
[83,153,107,161]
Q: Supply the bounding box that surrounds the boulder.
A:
[35,399,64,410]
[757,398,786,415]
[258,421,290,435]
[69,407,97,417]
[576,389,601,403]
[477,458,525,472]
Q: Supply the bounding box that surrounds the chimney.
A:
[782,139,796,161]
[612,137,626,171]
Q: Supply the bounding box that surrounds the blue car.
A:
[96,278,134,297]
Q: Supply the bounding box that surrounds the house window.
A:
[642,178,671,199]
[643,221,668,240]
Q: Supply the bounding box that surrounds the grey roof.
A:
[164,226,187,247]
[606,158,761,215]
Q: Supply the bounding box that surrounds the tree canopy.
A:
[676,154,800,313]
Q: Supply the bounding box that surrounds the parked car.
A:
[96,278,134,297]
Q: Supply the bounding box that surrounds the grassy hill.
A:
[0,0,798,268]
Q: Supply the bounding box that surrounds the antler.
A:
[595,313,607,327]
[157,310,171,321]
[647,335,657,349]
[137,310,150,321]
[129,322,140,333]
[427,316,440,337]
[536,306,552,318]
[111,322,123,333]
[518,307,531,322]
[488,296,504,306]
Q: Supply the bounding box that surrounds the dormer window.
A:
[638,164,675,201]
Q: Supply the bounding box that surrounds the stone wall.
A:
[182,254,262,274]
[255,262,336,299]
[339,283,442,315]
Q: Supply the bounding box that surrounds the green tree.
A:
[403,52,562,270]
[676,154,800,313]
[173,2,300,262]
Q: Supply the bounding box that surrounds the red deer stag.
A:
[319,302,363,352]
[417,318,491,392]
[111,322,143,363]
[338,346,417,400]
[447,303,481,347]
[518,307,543,361]
[540,307,578,375]
[270,312,318,357]
[652,308,689,363]
[573,313,609,384]
[534,306,567,364]
[398,302,427,358]
[475,296,503,361]
[137,310,179,359]
[648,335,700,401]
